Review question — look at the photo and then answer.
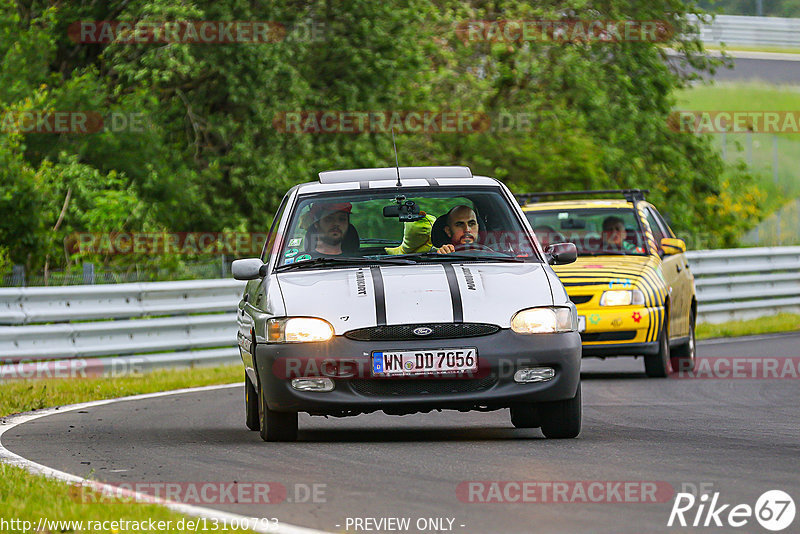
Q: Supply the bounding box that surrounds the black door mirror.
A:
[545,243,577,265]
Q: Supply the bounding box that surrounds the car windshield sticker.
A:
[284,257,295,265]
[352,269,368,297]
[285,248,299,258]
[296,254,312,262]
[609,278,632,288]
[288,238,302,247]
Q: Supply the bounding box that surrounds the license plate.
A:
[372,348,478,377]
[578,316,586,332]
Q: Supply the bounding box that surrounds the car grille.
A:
[569,295,593,305]
[581,331,637,342]
[344,323,499,341]
[349,377,497,396]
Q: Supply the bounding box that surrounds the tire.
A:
[670,309,696,374]
[258,377,298,442]
[245,371,260,431]
[510,404,540,429]
[645,315,671,378]
[539,383,581,439]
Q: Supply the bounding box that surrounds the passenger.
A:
[307,202,353,255]
[385,213,437,255]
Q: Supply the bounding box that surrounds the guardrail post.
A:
[82,262,95,285]
[746,132,753,166]
[12,265,25,287]
[221,254,228,278]
[721,131,727,160]
[773,134,779,186]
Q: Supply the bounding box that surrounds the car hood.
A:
[553,255,658,287]
[275,262,554,334]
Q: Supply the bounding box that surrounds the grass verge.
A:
[697,313,800,340]
[1,363,252,533]
[675,82,800,244]
[702,44,800,55]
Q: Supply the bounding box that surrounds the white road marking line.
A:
[0,383,330,534]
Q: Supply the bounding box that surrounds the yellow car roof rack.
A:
[516,189,649,205]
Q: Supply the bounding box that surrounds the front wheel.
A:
[244,372,260,431]
[671,309,696,373]
[645,315,671,378]
[258,377,298,442]
[539,383,581,439]
[510,404,540,429]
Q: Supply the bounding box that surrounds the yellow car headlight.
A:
[511,307,576,334]
[267,317,334,343]
[600,289,645,306]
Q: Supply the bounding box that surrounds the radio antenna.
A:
[392,129,402,186]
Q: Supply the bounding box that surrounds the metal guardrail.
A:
[0,247,797,377]
[686,247,800,324]
[0,280,245,378]
[692,14,800,48]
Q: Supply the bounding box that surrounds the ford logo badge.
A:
[413,327,433,336]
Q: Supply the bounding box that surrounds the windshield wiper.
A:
[275,256,415,272]
[359,238,402,245]
[580,250,629,256]
[404,253,526,263]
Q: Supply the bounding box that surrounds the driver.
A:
[601,216,642,253]
[439,205,480,254]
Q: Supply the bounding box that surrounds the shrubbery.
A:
[0,0,765,277]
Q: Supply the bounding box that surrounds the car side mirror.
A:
[545,243,577,265]
[232,258,267,280]
[660,237,686,255]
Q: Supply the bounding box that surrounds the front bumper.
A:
[254,329,581,415]
[577,304,662,357]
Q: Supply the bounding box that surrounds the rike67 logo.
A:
[668,490,795,531]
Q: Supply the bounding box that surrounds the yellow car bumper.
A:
[576,303,664,357]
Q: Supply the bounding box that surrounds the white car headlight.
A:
[600,289,645,306]
[511,307,576,334]
[267,317,334,343]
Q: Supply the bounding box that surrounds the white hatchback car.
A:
[233,166,581,441]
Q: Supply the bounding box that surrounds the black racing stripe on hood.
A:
[442,264,464,323]
[369,266,387,326]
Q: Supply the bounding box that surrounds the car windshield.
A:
[276,187,539,268]
[525,208,648,256]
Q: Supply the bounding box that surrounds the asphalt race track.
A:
[667,52,800,84]
[4,333,800,534]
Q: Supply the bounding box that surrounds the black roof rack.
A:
[516,189,649,205]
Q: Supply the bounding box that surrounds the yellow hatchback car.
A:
[521,190,696,377]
